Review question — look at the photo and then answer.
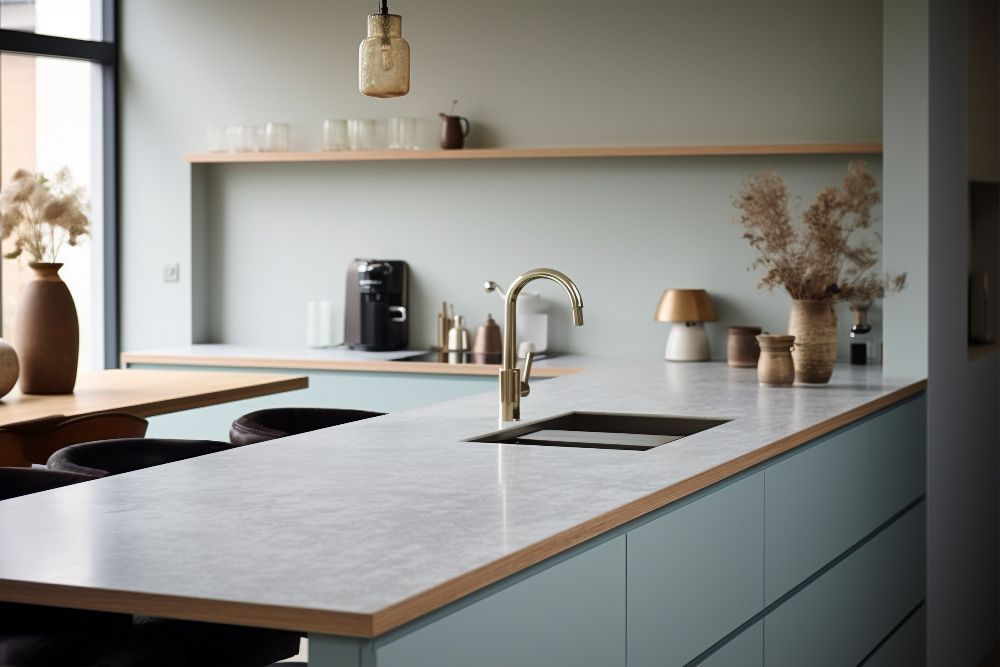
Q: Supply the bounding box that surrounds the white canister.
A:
[307,301,335,348]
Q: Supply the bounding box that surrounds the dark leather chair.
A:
[0,412,148,467]
[0,467,94,501]
[230,407,383,446]
[47,438,235,477]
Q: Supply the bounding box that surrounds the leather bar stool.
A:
[230,407,383,446]
[0,412,148,467]
[47,438,235,477]
[0,467,94,501]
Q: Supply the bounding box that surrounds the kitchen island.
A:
[0,362,925,666]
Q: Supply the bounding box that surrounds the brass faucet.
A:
[499,268,584,424]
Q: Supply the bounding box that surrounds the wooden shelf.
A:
[186,143,883,164]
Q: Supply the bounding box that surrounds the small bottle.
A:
[849,303,872,365]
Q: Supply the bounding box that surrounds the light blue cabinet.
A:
[627,475,764,667]
[764,395,926,603]
[763,502,925,667]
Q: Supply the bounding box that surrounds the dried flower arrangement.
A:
[0,167,91,264]
[733,161,906,305]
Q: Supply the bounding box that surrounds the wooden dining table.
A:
[0,368,308,427]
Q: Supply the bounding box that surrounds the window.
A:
[0,0,117,369]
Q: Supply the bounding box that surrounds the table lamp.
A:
[654,289,717,361]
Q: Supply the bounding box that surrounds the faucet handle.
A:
[519,351,534,397]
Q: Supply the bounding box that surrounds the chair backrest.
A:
[230,407,383,446]
[0,412,149,467]
[47,438,235,477]
[0,467,94,501]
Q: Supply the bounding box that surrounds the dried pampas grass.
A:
[0,167,91,264]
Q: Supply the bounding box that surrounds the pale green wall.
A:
[121,0,884,360]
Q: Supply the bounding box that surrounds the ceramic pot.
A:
[727,326,762,367]
[0,339,19,398]
[756,334,796,386]
[788,299,837,384]
[14,263,79,394]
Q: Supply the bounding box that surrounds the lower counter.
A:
[310,392,926,667]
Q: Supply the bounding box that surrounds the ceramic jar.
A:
[756,334,796,387]
[14,263,79,394]
[0,339,19,398]
[788,299,837,384]
[727,326,762,367]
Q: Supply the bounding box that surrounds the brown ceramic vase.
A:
[788,299,837,384]
[14,263,79,394]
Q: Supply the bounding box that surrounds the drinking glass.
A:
[262,122,290,151]
[227,125,259,152]
[348,119,377,150]
[388,117,418,150]
[206,126,227,153]
[322,119,349,151]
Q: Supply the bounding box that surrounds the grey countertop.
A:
[0,361,924,636]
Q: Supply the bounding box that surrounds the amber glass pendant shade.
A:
[359,13,410,98]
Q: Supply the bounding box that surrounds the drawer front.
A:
[765,395,926,603]
[862,606,926,667]
[375,535,626,667]
[764,501,925,667]
[627,474,764,667]
[698,622,763,667]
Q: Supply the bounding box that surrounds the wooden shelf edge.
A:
[185,143,883,164]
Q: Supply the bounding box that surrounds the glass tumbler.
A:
[322,119,349,151]
[206,126,227,153]
[227,125,259,152]
[348,119,377,150]
[388,117,418,150]
[262,122,290,151]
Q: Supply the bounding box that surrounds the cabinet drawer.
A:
[627,474,764,667]
[862,606,925,667]
[765,395,926,602]
[764,501,925,667]
[698,622,762,667]
[375,535,626,667]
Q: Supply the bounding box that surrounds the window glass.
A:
[1,0,102,42]
[0,52,104,371]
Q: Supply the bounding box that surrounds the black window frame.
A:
[0,0,120,368]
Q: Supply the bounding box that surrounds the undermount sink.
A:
[465,412,730,452]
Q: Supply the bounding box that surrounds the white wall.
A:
[121,0,885,360]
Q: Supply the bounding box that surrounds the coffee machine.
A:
[344,259,409,350]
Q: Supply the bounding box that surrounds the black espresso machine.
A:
[344,259,409,350]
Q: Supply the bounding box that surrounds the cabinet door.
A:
[765,395,926,603]
[698,622,763,667]
[374,535,626,667]
[862,606,925,667]
[627,474,764,667]
[764,502,925,667]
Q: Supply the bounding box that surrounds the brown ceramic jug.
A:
[756,334,795,387]
[14,263,79,394]
[439,113,470,149]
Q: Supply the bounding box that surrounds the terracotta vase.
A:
[14,263,79,394]
[788,299,837,384]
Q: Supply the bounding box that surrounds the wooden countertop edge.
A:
[120,353,584,378]
[2,379,925,638]
[121,375,310,418]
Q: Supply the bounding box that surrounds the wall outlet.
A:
[163,263,180,283]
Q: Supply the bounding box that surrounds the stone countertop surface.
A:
[120,344,588,377]
[0,361,924,636]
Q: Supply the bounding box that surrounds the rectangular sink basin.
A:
[466,412,729,451]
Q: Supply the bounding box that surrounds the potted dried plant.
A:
[0,168,90,393]
[733,161,906,383]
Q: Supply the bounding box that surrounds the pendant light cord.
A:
[379,0,389,15]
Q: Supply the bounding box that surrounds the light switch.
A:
[163,263,180,283]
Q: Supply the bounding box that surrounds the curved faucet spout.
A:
[499,268,584,424]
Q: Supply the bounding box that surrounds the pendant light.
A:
[359,0,410,98]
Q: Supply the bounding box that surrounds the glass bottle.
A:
[849,303,872,365]
[359,13,410,98]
